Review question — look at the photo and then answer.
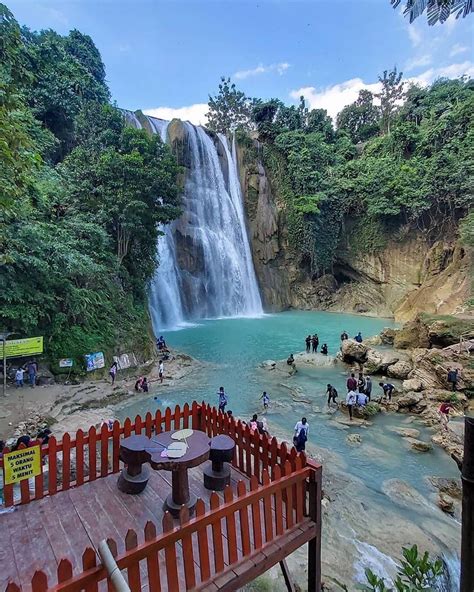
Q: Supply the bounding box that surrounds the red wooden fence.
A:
[5,460,321,592]
[1,402,305,507]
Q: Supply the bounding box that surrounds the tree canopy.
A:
[391,0,473,25]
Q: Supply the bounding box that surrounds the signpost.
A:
[0,336,44,358]
[85,351,105,372]
[3,445,42,485]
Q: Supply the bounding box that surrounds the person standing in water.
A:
[109,361,118,385]
[159,360,164,384]
[379,382,394,402]
[218,387,228,412]
[305,335,311,353]
[340,330,348,341]
[293,417,309,452]
[260,391,270,409]
[346,390,356,420]
[312,334,319,353]
[357,372,366,394]
[347,373,357,392]
[365,376,372,401]
[326,384,338,407]
[321,343,328,355]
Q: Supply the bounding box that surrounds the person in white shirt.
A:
[346,390,357,420]
[357,392,369,406]
[293,417,309,452]
[159,361,164,383]
[15,368,24,388]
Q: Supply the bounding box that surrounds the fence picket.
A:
[164,408,172,431]
[48,437,58,495]
[237,480,251,556]
[250,476,262,550]
[144,521,161,592]
[162,512,179,592]
[125,529,141,592]
[124,417,132,437]
[183,403,190,429]
[100,423,109,477]
[224,486,238,565]
[180,506,196,589]
[284,460,294,528]
[261,470,273,543]
[173,405,181,430]
[145,412,153,437]
[76,429,84,486]
[57,558,73,582]
[272,465,284,535]
[62,433,71,490]
[82,547,98,592]
[196,499,211,583]
[87,427,97,482]
[210,493,224,572]
[154,409,162,434]
[112,422,120,473]
[31,571,48,592]
[134,415,142,435]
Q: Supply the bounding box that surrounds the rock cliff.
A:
[236,137,471,319]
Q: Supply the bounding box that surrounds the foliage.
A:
[0,4,180,365]
[336,90,380,143]
[459,212,474,246]
[207,77,253,133]
[360,545,443,591]
[376,68,405,134]
[391,0,473,25]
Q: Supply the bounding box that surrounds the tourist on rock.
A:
[26,360,38,388]
[287,354,297,373]
[346,390,357,420]
[357,391,369,406]
[354,332,363,343]
[365,376,372,401]
[37,428,51,445]
[438,402,453,431]
[156,335,167,351]
[379,382,395,401]
[340,330,348,341]
[447,367,459,392]
[347,373,357,392]
[357,372,366,393]
[321,343,328,355]
[15,367,24,388]
[305,335,312,353]
[159,360,164,384]
[293,417,309,452]
[312,334,319,353]
[326,384,338,407]
[142,377,149,392]
[260,391,270,409]
[218,386,228,412]
[109,361,118,385]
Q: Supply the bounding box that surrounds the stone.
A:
[437,493,455,515]
[379,327,397,345]
[427,477,462,499]
[387,360,413,380]
[424,388,467,404]
[406,437,432,452]
[388,426,421,439]
[402,378,423,392]
[261,360,276,369]
[363,348,399,374]
[397,392,423,408]
[340,339,368,364]
[394,317,430,350]
[346,433,362,445]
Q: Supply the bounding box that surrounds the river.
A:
[118,311,461,590]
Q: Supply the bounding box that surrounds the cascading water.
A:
[123,111,263,332]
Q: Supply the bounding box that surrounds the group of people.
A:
[305,334,328,355]
[14,360,38,388]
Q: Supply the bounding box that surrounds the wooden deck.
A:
[1,404,322,592]
[1,464,244,589]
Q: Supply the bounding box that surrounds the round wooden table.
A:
[149,430,211,516]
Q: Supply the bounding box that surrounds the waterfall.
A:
[124,112,263,332]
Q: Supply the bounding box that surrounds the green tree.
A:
[376,68,405,134]
[391,0,473,25]
[336,90,380,143]
[207,77,252,133]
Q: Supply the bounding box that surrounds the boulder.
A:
[397,392,423,408]
[424,388,467,404]
[363,348,399,374]
[388,426,421,439]
[427,477,462,499]
[340,339,368,364]
[427,317,474,348]
[346,433,362,445]
[402,378,423,392]
[261,360,276,370]
[394,317,430,350]
[387,360,413,380]
[406,437,432,452]
[438,493,455,515]
[379,327,397,345]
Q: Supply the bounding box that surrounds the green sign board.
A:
[0,337,44,358]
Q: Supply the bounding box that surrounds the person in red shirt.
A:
[347,373,357,392]
[438,402,452,431]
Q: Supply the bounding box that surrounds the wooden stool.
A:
[117,434,151,494]
[203,435,235,491]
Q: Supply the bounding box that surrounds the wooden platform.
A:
[1,464,249,589]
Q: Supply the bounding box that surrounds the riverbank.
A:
[0,351,202,443]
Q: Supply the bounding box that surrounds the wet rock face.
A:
[340,339,368,364]
[397,392,423,408]
[394,317,431,350]
[387,360,413,380]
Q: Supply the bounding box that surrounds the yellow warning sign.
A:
[0,336,43,358]
[3,446,41,485]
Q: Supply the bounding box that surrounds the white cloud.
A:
[290,78,381,120]
[234,62,290,80]
[450,43,469,57]
[144,104,208,126]
[407,23,423,47]
[404,54,432,72]
[291,61,474,120]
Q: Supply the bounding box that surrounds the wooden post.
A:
[308,468,322,592]
[461,415,474,592]
[279,559,296,592]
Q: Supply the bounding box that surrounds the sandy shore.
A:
[0,351,202,442]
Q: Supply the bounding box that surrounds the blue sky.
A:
[6,0,474,123]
